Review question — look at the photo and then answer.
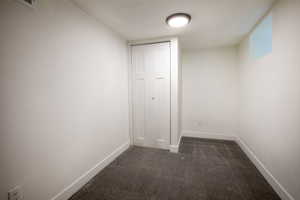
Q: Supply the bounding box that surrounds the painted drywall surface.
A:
[170,38,180,146]
[182,48,239,137]
[74,0,275,49]
[178,42,183,144]
[0,1,129,200]
[238,0,300,199]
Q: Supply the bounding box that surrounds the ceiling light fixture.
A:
[166,13,191,28]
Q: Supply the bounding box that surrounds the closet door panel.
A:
[132,42,170,149]
[132,46,146,145]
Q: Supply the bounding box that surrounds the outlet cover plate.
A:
[8,186,22,200]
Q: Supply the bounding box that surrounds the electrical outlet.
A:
[8,186,22,200]
[16,0,37,8]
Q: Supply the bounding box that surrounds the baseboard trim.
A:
[169,135,183,153]
[181,130,236,141]
[50,136,294,200]
[169,145,178,153]
[181,132,294,200]
[236,138,294,200]
[50,141,130,200]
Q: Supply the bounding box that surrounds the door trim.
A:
[128,37,180,150]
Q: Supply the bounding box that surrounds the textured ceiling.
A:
[73,0,275,49]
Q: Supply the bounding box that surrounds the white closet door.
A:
[132,42,171,149]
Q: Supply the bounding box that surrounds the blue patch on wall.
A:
[250,14,273,59]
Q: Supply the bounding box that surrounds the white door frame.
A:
[128,37,180,152]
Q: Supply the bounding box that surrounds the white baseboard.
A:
[50,135,294,200]
[50,141,130,200]
[236,138,295,200]
[169,135,183,153]
[181,131,294,200]
[181,130,236,141]
[169,145,179,153]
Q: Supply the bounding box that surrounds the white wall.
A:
[182,48,238,139]
[178,42,183,143]
[0,1,129,200]
[238,0,300,199]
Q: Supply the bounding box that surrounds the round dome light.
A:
[166,13,191,28]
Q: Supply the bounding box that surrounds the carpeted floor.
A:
[69,137,281,200]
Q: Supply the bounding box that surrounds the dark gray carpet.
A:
[69,137,281,200]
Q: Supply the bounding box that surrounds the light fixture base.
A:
[166,13,191,28]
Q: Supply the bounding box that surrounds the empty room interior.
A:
[1,0,300,200]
